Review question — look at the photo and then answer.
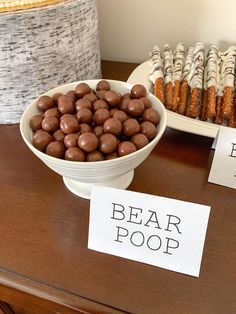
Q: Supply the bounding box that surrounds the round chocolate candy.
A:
[143,108,160,125]
[118,141,137,157]
[122,118,140,137]
[46,141,65,159]
[126,99,145,117]
[76,108,93,124]
[58,95,74,114]
[78,123,92,134]
[60,115,79,134]
[131,84,146,99]
[32,130,53,152]
[119,98,130,112]
[104,90,121,107]
[96,90,106,100]
[65,147,85,161]
[83,93,98,104]
[78,132,98,152]
[122,93,131,100]
[30,115,43,131]
[140,121,157,140]
[37,95,55,111]
[42,116,59,133]
[105,152,118,160]
[53,129,66,142]
[94,108,110,125]
[93,125,104,137]
[75,82,91,97]
[103,118,122,136]
[96,80,111,91]
[99,133,118,154]
[64,133,79,148]
[66,90,77,104]
[139,97,152,109]
[131,133,149,149]
[52,92,63,104]
[86,150,104,162]
[75,98,92,111]
[93,99,109,111]
[44,107,61,119]
[112,110,127,123]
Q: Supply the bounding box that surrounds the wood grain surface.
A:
[0,61,235,314]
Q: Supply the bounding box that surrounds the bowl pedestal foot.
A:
[63,170,134,199]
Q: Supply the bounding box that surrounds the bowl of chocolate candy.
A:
[20,80,167,199]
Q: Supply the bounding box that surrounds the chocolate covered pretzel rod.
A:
[163,44,174,109]
[187,42,205,118]
[221,46,236,119]
[213,56,224,125]
[171,43,185,111]
[178,47,194,115]
[149,46,165,104]
[205,45,221,119]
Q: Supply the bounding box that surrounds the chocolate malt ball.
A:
[93,99,109,111]
[143,108,160,125]
[64,133,79,148]
[60,115,79,134]
[103,118,122,136]
[78,132,98,152]
[53,129,66,142]
[94,108,110,125]
[140,121,157,140]
[37,95,54,111]
[130,84,146,99]
[96,80,111,91]
[93,125,104,137]
[139,97,152,109]
[44,107,61,119]
[76,108,93,124]
[78,123,92,134]
[118,141,137,157]
[86,150,104,162]
[105,152,118,160]
[32,130,53,152]
[83,92,98,104]
[122,118,140,137]
[75,98,92,111]
[75,82,91,97]
[30,115,43,131]
[65,147,85,161]
[58,95,74,114]
[46,141,65,159]
[42,116,59,133]
[104,90,121,107]
[126,99,145,117]
[99,133,118,154]
[131,133,149,149]
[112,110,127,123]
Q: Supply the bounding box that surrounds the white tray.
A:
[127,61,220,138]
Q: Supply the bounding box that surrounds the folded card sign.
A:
[209,126,236,189]
[88,186,211,277]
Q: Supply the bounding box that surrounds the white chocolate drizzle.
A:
[205,45,221,89]
[189,42,205,89]
[181,46,193,83]
[221,45,236,87]
[173,43,185,81]
[163,44,173,84]
[148,45,164,84]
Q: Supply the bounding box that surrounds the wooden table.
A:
[0,61,236,314]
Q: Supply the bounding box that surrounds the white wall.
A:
[96,0,236,63]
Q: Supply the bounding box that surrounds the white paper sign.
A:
[88,186,211,277]
[208,126,236,189]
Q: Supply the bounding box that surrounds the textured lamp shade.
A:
[0,0,101,123]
